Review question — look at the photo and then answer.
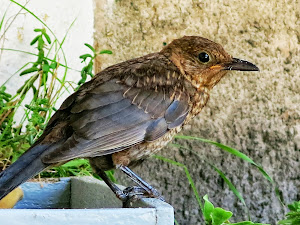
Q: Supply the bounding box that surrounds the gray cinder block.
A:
[0,177,174,225]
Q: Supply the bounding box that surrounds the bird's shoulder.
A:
[85,52,185,92]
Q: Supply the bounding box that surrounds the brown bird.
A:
[0,36,259,205]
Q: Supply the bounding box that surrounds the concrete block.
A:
[0,177,174,225]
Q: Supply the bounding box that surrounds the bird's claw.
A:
[124,186,165,201]
[117,186,165,207]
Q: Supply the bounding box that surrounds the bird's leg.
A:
[117,165,165,202]
[95,168,149,207]
[95,168,127,201]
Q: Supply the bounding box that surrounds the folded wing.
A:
[42,62,190,164]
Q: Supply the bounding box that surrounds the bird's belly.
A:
[112,126,182,166]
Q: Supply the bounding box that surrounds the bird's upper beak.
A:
[223,58,259,71]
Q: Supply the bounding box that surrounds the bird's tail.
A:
[0,144,49,200]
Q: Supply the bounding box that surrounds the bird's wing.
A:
[42,59,190,164]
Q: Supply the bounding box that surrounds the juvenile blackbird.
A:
[0,36,259,204]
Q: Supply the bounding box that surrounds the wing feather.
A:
[42,58,191,164]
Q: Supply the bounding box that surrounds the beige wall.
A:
[94,0,299,224]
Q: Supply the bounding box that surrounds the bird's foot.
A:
[116,186,165,208]
[123,186,165,201]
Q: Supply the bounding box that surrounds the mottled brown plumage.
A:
[0,36,259,203]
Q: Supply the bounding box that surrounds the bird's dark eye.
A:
[198,52,210,63]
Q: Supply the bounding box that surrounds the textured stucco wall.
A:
[93,0,300,224]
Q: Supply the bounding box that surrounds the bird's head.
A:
[161,36,259,90]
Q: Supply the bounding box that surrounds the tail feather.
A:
[0,144,49,200]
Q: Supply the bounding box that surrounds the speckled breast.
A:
[112,126,182,167]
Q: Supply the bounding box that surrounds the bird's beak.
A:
[223,58,259,71]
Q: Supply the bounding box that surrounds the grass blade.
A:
[174,135,284,206]
[171,143,250,218]
[0,48,77,71]
[212,165,250,220]
[153,154,204,213]
[175,135,273,183]
[0,6,8,32]
[10,0,69,85]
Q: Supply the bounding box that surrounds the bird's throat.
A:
[185,88,210,124]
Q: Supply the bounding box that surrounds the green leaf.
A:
[37,49,45,63]
[211,165,249,218]
[34,28,43,32]
[170,142,250,218]
[105,170,116,183]
[174,135,274,183]
[41,72,48,86]
[84,43,95,53]
[43,32,51,44]
[211,207,232,225]
[61,159,89,168]
[28,134,34,145]
[288,201,300,212]
[99,49,112,54]
[77,68,87,85]
[278,201,300,225]
[49,62,57,69]
[0,6,8,32]
[37,98,48,105]
[0,87,11,99]
[86,62,93,75]
[153,155,203,212]
[42,64,50,72]
[203,195,214,223]
[231,222,254,225]
[37,36,45,50]
[20,67,39,76]
[231,222,270,225]
[79,53,92,60]
[30,36,40,45]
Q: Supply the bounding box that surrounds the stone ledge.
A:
[0,177,174,225]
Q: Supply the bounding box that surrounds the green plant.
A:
[278,201,300,225]
[0,27,62,171]
[0,0,114,179]
[78,43,112,86]
[202,195,268,225]
[154,135,283,224]
[0,28,113,178]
